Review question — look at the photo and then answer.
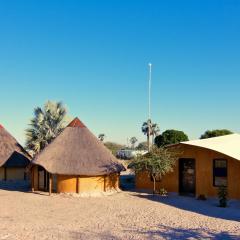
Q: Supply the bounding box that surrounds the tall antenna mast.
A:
[148,63,152,120]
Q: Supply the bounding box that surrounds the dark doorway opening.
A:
[179,158,196,196]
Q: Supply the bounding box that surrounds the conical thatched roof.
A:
[32,118,125,175]
[0,125,31,167]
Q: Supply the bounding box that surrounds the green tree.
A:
[136,142,148,151]
[200,129,233,139]
[98,133,106,142]
[129,137,138,149]
[142,120,159,151]
[129,146,179,193]
[26,101,67,156]
[151,123,160,144]
[142,119,151,151]
[155,129,189,147]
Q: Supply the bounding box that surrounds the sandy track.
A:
[0,189,239,239]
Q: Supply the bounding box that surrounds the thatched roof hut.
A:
[0,124,31,181]
[33,117,125,175]
[31,118,125,194]
[0,124,30,167]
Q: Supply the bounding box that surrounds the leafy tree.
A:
[142,120,151,151]
[200,129,233,139]
[26,101,67,156]
[98,133,106,142]
[142,120,159,151]
[129,146,179,193]
[136,142,148,150]
[151,123,160,144]
[129,137,138,149]
[104,142,124,156]
[155,129,189,147]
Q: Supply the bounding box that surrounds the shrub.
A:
[218,185,228,208]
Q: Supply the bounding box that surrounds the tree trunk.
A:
[152,174,156,194]
[147,134,150,152]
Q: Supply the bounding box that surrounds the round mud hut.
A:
[0,124,31,182]
[31,118,125,194]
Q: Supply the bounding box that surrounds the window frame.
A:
[213,159,228,187]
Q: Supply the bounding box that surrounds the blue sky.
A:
[0,0,240,145]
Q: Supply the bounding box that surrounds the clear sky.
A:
[0,0,240,145]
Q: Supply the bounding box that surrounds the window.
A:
[213,159,227,187]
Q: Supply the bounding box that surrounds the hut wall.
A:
[135,145,240,199]
[0,167,4,180]
[33,166,39,190]
[57,174,120,193]
[6,168,25,180]
[57,175,77,193]
[104,174,120,191]
[78,176,104,192]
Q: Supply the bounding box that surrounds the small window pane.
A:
[214,177,227,187]
[215,160,227,168]
[213,159,227,187]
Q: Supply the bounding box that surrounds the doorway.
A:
[179,158,196,196]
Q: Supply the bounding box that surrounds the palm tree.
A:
[151,123,160,144]
[26,101,67,156]
[98,134,106,142]
[142,120,160,151]
[142,119,152,152]
[130,137,138,149]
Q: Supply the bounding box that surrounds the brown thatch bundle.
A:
[0,125,31,167]
[32,118,125,175]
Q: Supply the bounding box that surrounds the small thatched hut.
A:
[31,118,125,194]
[0,124,31,181]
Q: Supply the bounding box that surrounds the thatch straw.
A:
[0,125,31,167]
[32,118,125,175]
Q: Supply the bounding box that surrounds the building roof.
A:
[180,133,240,161]
[0,125,31,167]
[32,117,125,176]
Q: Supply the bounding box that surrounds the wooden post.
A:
[49,174,52,196]
[31,168,35,192]
[104,175,106,192]
[76,176,80,194]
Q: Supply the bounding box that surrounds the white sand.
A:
[0,189,239,239]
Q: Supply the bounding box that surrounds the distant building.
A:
[116,149,147,160]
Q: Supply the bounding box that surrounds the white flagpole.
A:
[148,63,152,120]
[147,63,152,152]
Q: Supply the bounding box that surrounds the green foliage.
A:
[104,142,124,156]
[218,185,228,208]
[159,188,168,196]
[136,142,148,150]
[142,120,160,137]
[155,129,189,147]
[142,119,160,151]
[200,129,233,139]
[129,146,179,193]
[25,101,67,155]
[129,137,138,149]
[98,133,106,142]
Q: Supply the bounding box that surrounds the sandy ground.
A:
[0,187,239,240]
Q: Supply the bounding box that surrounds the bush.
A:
[159,188,168,196]
[218,185,228,208]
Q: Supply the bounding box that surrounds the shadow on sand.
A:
[47,226,239,240]
[132,192,240,222]
[125,224,239,240]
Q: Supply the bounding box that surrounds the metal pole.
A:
[148,63,152,120]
